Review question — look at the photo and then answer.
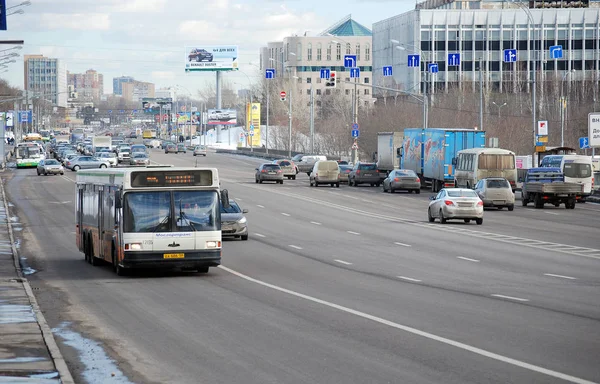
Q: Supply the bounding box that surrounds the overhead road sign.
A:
[447,53,460,66]
[320,68,330,79]
[503,49,517,63]
[383,66,392,76]
[350,67,360,78]
[408,55,420,68]
[428,63,438,73]
[549,45,563,60]
[344,55,357,68]
[265,68,275,78]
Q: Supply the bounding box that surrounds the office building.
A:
[24,54,68,108]
[260,15,374,106]
[113,76,135,96]
[122,80,155,102]
[372,0,600,96]
[68,69,104,101]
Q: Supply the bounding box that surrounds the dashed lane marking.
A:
[220,265,596,384]
[334,259,352,265]
[281,213,291,217]
[394,242,412,247]
[310,221,322,225]
[256,205,265,208]
[397,276,422,282]
[491,294,530,302]
[289,245,302,250]
[254,233,266,238]
[544,273,577,280]
[457,256,480,263]
[347,231,361,235]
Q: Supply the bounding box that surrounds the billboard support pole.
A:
[216,71,222,143]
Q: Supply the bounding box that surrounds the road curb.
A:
[0,177,76,384]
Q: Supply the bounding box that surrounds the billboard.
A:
[207,109,237,125]
[185,45,239,72]
[176,112,200,124]
[246,102,261,147]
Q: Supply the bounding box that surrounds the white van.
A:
[540,155,593,196]
[309,160,340,188]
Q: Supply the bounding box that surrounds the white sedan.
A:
[428,188,484,225]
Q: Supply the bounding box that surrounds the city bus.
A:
[455,148,517,191]
[540,154,593,197]
[76,166,230,275]
[15,143,45,168]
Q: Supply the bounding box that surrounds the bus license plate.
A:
[164,253,185,259]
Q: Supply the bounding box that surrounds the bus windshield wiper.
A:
[179,200,197,231]
[152,214,171,232]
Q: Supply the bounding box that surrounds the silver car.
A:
[428,188,484,225]
[220,200,248,240]
[37,159,64,176]
[255,163,284,184]
[97,152,118,167]
[129,153,150,166]
[382,169,421,194]
[65,156,111,171]
[193,145,207,157]
[474,178,515,211]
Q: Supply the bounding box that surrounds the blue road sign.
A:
[265,68,276,79]
[549,45,563,59]
[503,49,517,63]
[428,63,439,73]
[352,123,359,129]
[320,68,330,79]
[351,129,360,138]
[108,110,112,114]
[383,66,393,77]
[250,124,254,131]
[579,137,591,149]
[448,53,460,66]
[0,0,7,31]
[344,55,357,68]
[350,67,360,78]
[408,54,420,68]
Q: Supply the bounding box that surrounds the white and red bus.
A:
[76,166,230,275]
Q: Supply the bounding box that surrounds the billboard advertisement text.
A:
[207,109,237,125]
[185,45,239,72]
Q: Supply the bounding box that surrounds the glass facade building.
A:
[24,55,68,108]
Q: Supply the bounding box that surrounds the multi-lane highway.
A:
[6,148,600,384]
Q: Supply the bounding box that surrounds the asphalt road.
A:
[6,148,600,384]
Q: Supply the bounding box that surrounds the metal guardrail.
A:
[214,147,342,161]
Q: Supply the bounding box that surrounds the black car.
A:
[188,49,213,62]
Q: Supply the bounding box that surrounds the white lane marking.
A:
[219,265,597,384]
[545,211,559,215]
[361,199,370,203]
[256,205,265,208]
[491,294,530,302]
[397,276,422,282]
[236,198,243,201]
[334,259,353,265]
[281,212,291,217]
[61,175,76,183]
[254,233,266,238]
[394,242,412,247]
[544,273,577,280]
[457,256,480,263]
[222,177,600,261]
[289,245,302,250]
[310,221,322,225]
[347,231,361,235]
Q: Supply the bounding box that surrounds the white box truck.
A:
[376,132,404,176]
[92,136,112,154]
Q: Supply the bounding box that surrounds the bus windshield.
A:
[123,190,219,233]
[478,154,515,170]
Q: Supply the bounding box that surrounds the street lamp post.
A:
[492,102,507,117]
[293,76,315,154]
[270,54,295,157]
[560,69,575,147]
[397,45,428,130]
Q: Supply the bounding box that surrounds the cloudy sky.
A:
[2,0,416,96]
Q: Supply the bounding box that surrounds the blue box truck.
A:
[401,128,486,192]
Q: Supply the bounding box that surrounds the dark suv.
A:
[188,49,213,62]
[348,162,381,187]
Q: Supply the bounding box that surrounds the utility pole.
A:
[309,83,314,154]
[266,79,270,154]
[288,85,292,158]
[479,58,484,131]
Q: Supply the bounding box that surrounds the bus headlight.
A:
[125,243,142,250]
[206,241,221,249]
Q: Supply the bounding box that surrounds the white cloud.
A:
[119,0,168,12]
[38,13,111,30]
[152,71,176,80]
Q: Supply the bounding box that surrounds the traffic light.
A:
[325,71,336,88]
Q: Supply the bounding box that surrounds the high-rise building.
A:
[113,76,135,95]
[372,0,600,96]
[67,69,104,101]
[122,81,155,102]
[24,54,68,108]
[259,15,374,107]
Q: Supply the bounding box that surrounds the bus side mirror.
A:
[221,189,230,209]
[115,193,122,209]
